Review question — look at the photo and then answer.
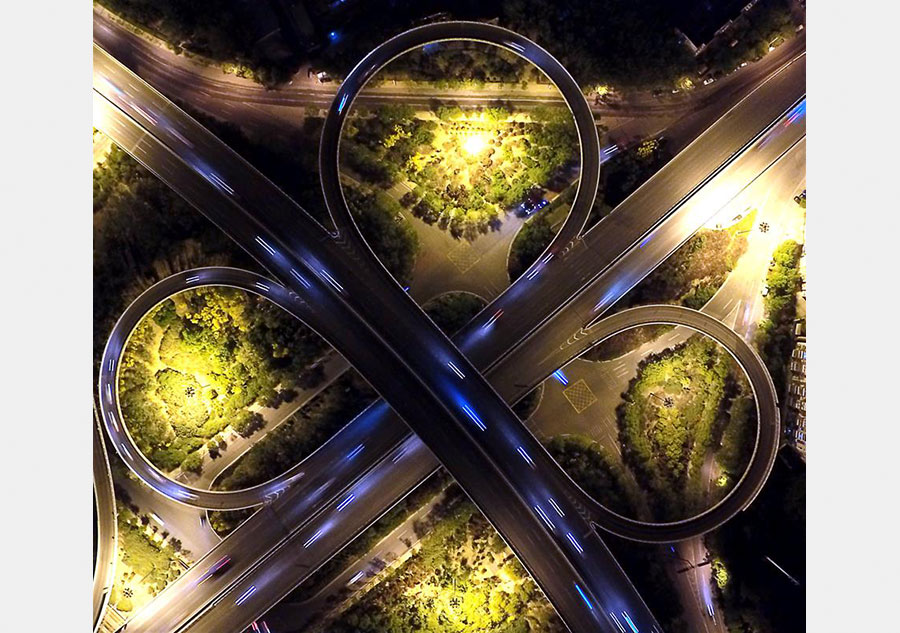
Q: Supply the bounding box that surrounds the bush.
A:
[233,411,264,438]
[344,104,575,240]
[151,447,188,472]
[699,0,797,75]
[116,596,133,612]
[706,451,805,632]
[585,220,751,360]
[616,335,747,520]
[211,373,377,534]
[344,184,419,285]
[96,0,302,88]
[118,285,329,472]
[508,215,555,281]
[755,240,802,397]
[325,489,565,633]
[181,451,203,474]
[424,292,487,335]
[545,435,639,517]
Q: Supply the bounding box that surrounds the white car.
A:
[703,77,715,86]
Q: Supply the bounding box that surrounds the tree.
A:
[424,293,487,335]
[508,216,555,281]
[500,0,696,89]
[181,451,203,474]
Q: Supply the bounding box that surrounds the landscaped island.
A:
[118,287,327,474]
[616,335,754,521]
[342,104,577,240]
[586,212,753,361]
[323,489,565,633]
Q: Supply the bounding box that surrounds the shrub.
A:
[233,411,264,438]
[181,451,203,474]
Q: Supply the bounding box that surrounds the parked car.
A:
[517,197,549,217]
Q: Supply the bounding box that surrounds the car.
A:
[211,556,231,574]
[196,555,232,585]
[703,77,716,86]
[761,285,770,297]
[517,198,549,217]
[516,191,549,217]
[793,189,806,205]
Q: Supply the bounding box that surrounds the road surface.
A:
[93,405,118,632]
[93,25,803,633]
[94,28,658,632]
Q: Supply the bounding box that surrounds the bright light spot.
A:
[712,558,729,588]
[462,133,488,156]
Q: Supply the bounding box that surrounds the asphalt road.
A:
[93,405,118,633]
[94,38,652,633]
[98,268,332,509]
[91,6,804,127]
[540,304,780,542]
[95,27,800,632]
[245,96,803,626]
[319,21,599,265]
[487,102,806,423]
[532,136,807,490]
[455,55,806,374]
[280,139,806,630]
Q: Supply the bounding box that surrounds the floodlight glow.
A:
[462,133,488,156]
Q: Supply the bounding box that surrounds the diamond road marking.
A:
[562,379,597,414]
[447,241,481,273]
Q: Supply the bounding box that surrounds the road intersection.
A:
[93,21,804,633]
